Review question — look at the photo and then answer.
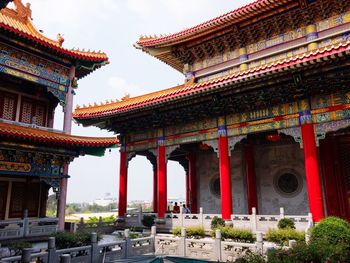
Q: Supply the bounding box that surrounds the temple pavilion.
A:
[0,0,117,239]
[74,0,350,223]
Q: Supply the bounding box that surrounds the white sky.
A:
[28,0,252,203]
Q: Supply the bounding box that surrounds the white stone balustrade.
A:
[0,217,58,240]
[126,207,312,233]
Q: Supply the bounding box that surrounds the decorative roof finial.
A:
[57,33,64,47]
[13,0,32,20]
[121,94,130,101]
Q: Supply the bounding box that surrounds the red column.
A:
[118,151,128,218]
[301,121,325,222]
[218,135,233,220]
[185,170,190,207]
[244,144,258,214]
[188,152,198,213]
[153,165,158,213]
[157,144,167,219]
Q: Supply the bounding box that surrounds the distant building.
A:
[93,197,117,207]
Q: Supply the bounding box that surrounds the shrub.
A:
[76,232,101,245]
[129,232,141,239]
[211,216,225,229]
[234,252,265,263]
[310,216,350,246]
[86,216,99,223]
[278,218,295,229]
[142,214,155,228]
[2,241,32,256]
[309,216,350,262]
[102,215,116,222]
[212,227,255,243]
[172,227,182,236]
[267,247,296,263]
[52,231,101,249]
[186,227,205,238]
[86,215,115,223]
[172,226,205,239]
[267,240,350,263]
[265,228,305,246]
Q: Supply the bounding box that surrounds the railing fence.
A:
[0,210,58,241]
[0,225,302,263]
[123,207,313,232]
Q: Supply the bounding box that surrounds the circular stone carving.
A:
[274,171,302,197]
[210,177,221,198]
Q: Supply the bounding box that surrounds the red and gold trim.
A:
[0,122,118,147]
[74,40,350,120]
[136,0,295,48]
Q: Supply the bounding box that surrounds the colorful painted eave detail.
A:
[0,122,119,148]
[0,2,109,63]
[73,40,350,120]
[136,0,294,47]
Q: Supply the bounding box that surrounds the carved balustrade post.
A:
[48,237,57,262]
[214,229,222,262]
[179,228,186,257]
[21,248,32,263]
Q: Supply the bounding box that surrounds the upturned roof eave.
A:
[73,40,350,122]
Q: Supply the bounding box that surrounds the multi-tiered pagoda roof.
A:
[0,0,109,79]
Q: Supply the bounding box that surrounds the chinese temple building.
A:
[74,0,350,224]
[0,0,117,239]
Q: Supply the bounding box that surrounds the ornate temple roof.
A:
[0,121,118,148]
[137,0,294,48]
[0,0,109,77]
[73,39,350,120]
[135,0,296,71]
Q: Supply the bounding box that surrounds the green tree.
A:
[46,194,57,217]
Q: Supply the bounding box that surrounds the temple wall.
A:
[197,149,247,214]
[254,143,309,215]
[197,143,309,215]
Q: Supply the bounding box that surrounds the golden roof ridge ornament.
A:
[13,0,32,20]
[57,33,64,47]
[121,94,130,101]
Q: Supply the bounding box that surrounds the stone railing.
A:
[0,216,58,241]
[1,227,301,263]
[154,228,265,262]
[125,207,313,232]
[0,231,154,263]
[65,217,116,234]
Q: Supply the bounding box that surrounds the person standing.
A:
[173,202,180,213]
